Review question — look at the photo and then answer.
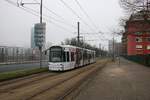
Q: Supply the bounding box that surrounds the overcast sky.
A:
[0,0,124,49]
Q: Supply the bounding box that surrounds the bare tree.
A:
[119,16,130,27]
[61,38,108,57]
[119,0,150,32]
[119,0,148,13]
[108,27,125,36]
[118,15,131,34]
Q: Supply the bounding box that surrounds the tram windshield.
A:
[49,47,62,62]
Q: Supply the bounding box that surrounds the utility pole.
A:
[99,43,101,57]
[77,22,80,46]
[39,0,43,68]
[112,36,115,61]
[147,0,149,10]
[40,0,43,23]
[118,42,121,66]
[20,0,44,68]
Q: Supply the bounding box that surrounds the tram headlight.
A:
[60,64,64,67]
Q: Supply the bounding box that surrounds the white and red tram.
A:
[48,45,96,71]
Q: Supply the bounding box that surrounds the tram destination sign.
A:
[34,23,46,47]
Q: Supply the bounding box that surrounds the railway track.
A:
[0,59,108,100]
[47,63,106,100]
[0,72,59,92]
[0,72,49,86]
[56,65,101,100]
[28,60,108,100]
[27,64,97,100]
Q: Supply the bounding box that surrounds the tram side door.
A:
[76,48,81,67]
[64,48,70,69]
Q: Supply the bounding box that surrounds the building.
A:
[122,10,150,56]
[108,40,113,56]
[108,40,122,57]
[31,27,36,48]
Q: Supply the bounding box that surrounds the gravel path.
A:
[75,58,150,100]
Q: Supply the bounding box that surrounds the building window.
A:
[136,45,142,49]
[136,37,142,42]
[135,32,142,35]
[147,37,150,42]
[146,32,150,34]
[147,45,150,50]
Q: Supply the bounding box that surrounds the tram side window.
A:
[83,51,87,60]
[71,52,74,61]
[63,52,66,62]
[67,52,70,62]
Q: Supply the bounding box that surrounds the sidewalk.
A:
[75,58,150,100]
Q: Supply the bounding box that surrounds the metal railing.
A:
[0,46,48,65]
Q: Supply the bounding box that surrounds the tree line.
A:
[61,38,107,57]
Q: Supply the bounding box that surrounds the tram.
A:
[48,45,96,71]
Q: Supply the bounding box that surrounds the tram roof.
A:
[50,45,95,52]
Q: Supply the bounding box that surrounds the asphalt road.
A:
[75,58,150,100]
[0,62,48,73]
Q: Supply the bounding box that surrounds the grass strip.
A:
[0,67,49,82]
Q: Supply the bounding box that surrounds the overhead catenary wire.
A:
[34,0,97,34]
[60,0,95,32]
[74,0,99,31]
[5,0,18,6]
[73,0,110,41]
[21,0,77,30]
[5,0,110,46]
[22,5,76,31]
[5,0,42,18]
[59,0,96,32]
[34,0,68,21]
[4,0,73,33]
[33,0,78,30]
[21,6,74,33]
[78,31,110,41]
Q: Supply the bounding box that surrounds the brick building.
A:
[122,10,150,56]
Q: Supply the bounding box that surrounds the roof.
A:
[50,45,95,52]
[129,10,150,21]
